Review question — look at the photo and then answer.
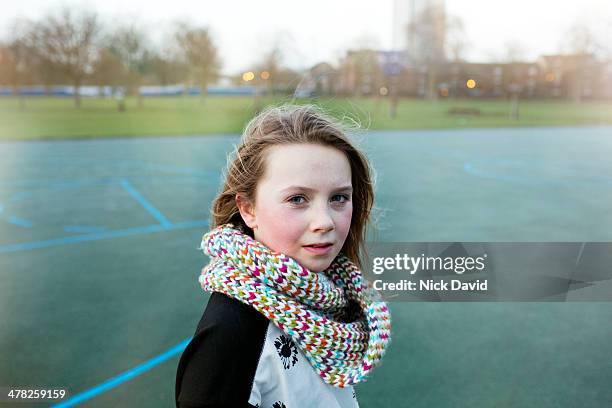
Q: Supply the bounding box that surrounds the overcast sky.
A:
[1,0,611,74]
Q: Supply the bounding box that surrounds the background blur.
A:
[0,0,611,139]
[1,1,612,407]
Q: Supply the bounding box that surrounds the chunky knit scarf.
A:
[198,224,391,388]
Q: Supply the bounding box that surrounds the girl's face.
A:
[238,143,353,272]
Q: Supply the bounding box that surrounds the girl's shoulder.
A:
[196,291,269,336]
[176,293,359,408]
[175,292,269,407]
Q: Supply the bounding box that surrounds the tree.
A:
[406,3,447,99]
[561,20,605,102]
[344,49,383,97]
[90,47,124,96]
[563,21,602,57]
[502,40,527,63]
[0,20,35,108]
[251,47,299,94]
[254,47,281,94]
[244,44,300,111]
[106,24,150,106]
[0,40,28,106]
[29,8,100,107]
[445,16,468,63]
[174,23,220,100]
[148,51,188,86]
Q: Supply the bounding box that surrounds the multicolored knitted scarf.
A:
[198,224,391,388]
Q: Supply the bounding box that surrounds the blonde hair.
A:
[211,104,374,269]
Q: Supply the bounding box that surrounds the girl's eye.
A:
[331,194,350,203]
[288,195,306,204]
[288,194,350,205]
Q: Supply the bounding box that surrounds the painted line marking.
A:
[51,337,192,408]
[120,179,173,228]
[0,219,209,253]
[63,225,109,234]
[8,216,33,228]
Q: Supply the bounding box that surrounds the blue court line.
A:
[0,203,3,214]
[120,179,173,228]
[51,337,192,408]
[8,216,33,228]
[63,225,108,234]
[0,219,209,253]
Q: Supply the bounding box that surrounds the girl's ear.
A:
[235,194,257,230]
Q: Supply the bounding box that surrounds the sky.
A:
[1,0,611,74]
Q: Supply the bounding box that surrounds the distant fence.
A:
[0,85,257,97]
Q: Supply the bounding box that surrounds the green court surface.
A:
[1,127,612,407]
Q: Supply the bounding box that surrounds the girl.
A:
[175,104,391,408]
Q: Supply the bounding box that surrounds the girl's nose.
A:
[310,203,335,232]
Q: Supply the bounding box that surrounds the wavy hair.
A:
[211,104,374,269]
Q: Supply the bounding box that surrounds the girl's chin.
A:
[289,247,339,272]
[298,257,334,273]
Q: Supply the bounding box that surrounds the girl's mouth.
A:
[303,243,333,255]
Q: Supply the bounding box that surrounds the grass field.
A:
[1,96,611,140]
